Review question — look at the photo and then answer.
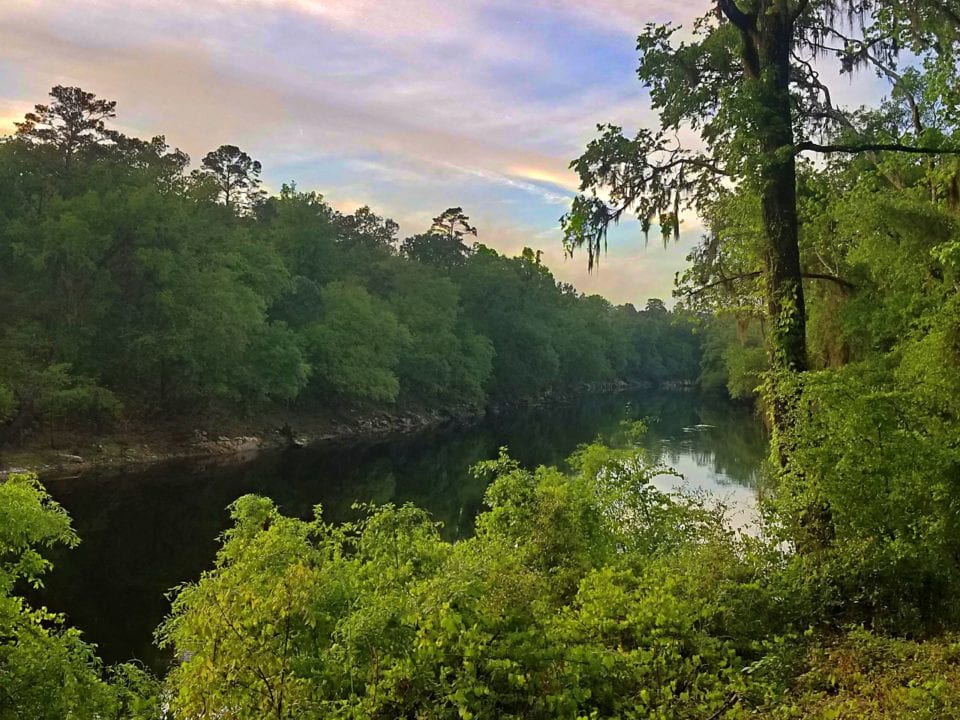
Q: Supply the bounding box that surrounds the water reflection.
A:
[36,391,766,669]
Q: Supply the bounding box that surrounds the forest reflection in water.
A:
[37,391,767,670]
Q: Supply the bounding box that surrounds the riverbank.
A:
[1,379,685,478]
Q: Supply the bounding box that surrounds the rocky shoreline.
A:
[0,379,692,479]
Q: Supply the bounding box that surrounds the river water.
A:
[36,391,766,670]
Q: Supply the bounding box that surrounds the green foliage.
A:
[0,473,160,718]
[304,281,410,403]
[159,441,774,719]
[399,207,476,271]
[386,263,493,405]
[771,355,960,633]
[674,15,960,710]
[0,385,14,423]
[723,344,767,400]
[10,14,960,720]
[745,140,960,634]
[555,6,960,712]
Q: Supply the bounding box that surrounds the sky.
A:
[0,1,883,306]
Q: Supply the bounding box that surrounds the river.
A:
[36,390,766,671]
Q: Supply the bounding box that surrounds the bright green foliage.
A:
[647,1,960,637]
[0,473,159,719]
[771,357,960,633]
[10,14,960,720]
[159,442,772,719]
[567,0,960,429]
[663,9,960,708]
[735,111,960,630]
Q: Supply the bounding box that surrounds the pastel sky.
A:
[0,1,884,306]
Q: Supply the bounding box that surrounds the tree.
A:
[429,206,478,240]
[644,298,668,315]
[197,144,265,214]
[0,84,703,436]
[14,85,116,174]
[386,262,493,405]
[110,133,191,193]
[562,0,960,435]
[337,205,400,249]
[400,207,477,271]
[457,246,562,396]
[302,281,410,403]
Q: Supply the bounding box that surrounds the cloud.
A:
[533,0,705,31]
[438,163,573,206]
[508,164,580,192]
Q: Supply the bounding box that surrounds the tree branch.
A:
[813,30,924,135]
[657,156,731,177]
[797,141,960,156]
[683,271,761,296]
[684,270,855,296]
[802,272,855,291]
[717,0,755,31]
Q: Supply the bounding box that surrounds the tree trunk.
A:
[757,13,807,377]
[724,1,830,549]
[758,11,808,446]
[731,3,808,440]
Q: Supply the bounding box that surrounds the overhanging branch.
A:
[802,272,856,291]
[683,270,855,296]
[797,140,960,156]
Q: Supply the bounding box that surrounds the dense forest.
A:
[6,0,960,717]
[0,88,699,449]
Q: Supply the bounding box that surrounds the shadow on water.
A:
[34,391,766,671]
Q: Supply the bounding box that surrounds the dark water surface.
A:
[37,391,766,670]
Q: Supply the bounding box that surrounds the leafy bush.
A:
[0,473,159,719]
[772,359,960,634]
[159,442,779,719]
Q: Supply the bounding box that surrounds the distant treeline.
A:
[0,86,701,440]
